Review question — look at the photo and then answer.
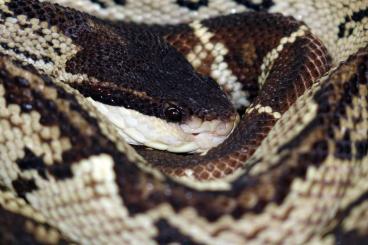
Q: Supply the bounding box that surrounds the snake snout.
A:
[179,114,240,153]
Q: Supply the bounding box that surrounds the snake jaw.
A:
[88,97,238,153]
[180,114,239,152]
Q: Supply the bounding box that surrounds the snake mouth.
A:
[178,115,239,153]
[88,98,239,153]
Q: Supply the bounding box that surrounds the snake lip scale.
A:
[0,0,367,244]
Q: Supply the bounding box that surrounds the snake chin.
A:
[180,114,239,153]
[88,98,239,153]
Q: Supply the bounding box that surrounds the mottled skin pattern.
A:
[1,48,367,245]
[0,0,367,244]
[1,0,235,123]
[0,185,73,244]
[139,14,331,179]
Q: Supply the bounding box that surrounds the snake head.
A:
[80,48,239,153]
[59,13,239,153]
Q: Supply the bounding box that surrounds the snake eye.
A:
[164,104,183,122]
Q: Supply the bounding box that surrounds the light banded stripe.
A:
[189,20,250,108]
[246,104,282,119]
[258,25,309,87]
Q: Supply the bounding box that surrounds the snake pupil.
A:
[165,105,182,122]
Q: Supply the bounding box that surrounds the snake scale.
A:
[0,0,367,244]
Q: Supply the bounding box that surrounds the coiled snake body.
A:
[0,0,367,244]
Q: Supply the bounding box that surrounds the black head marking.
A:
[177,0,209,10]
[11,177,38,201]
[113,0,126,6]
[64,20,235,122]
[89,0,107,8]
[235,0,274,11]
[338,7,368,38]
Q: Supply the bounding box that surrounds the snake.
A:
[0,0,367,244]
